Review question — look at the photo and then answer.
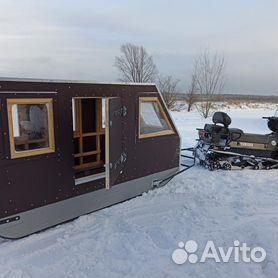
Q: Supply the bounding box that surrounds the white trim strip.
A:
[75,172,105,186]
[0,77,156,86]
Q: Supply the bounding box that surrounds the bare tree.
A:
[193,49,225,118]
[185,73,198,112]
[114,43,157,83]
[157,75,179,110]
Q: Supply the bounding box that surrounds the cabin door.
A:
[106,98,125,188]
[72,98,106,182]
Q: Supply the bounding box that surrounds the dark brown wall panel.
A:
[0,80,180,219]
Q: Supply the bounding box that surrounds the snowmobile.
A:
[195,109,278,170]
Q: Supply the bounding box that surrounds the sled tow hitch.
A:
[153,147,195,188]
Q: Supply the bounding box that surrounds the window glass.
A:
[139,97,174,138]
[12,104,20,137]
[72,99,77,132]
[102,98,106,129]
[141,102,163,128]
[8,99,55,158]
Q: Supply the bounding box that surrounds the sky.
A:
[0,0,277,95]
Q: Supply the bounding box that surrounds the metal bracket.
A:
[113,152,127,170]
[114,106,127,117]
[0,215,20,225]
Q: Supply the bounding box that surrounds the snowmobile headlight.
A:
[270,140,277,146]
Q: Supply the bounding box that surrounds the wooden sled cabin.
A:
[0,78,180,238]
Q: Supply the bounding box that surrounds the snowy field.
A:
[0,104,277,277]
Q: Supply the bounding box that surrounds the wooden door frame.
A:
[72,97,108,186]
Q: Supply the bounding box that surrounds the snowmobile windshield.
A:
[268,107,278,133]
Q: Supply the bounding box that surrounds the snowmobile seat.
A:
[229,128,243,140]
[212,112,231,127]
[229,128,270,144]
[229,129,270,144]
[204,124,228,134]
[239,133,270,144]
[204,123,229,145]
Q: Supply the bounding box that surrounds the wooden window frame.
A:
[138,96,175,139]
[7,98,55,159]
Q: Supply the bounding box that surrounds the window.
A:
[7,98,55,158]
[139,97,175,138]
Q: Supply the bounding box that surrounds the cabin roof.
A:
[0,77,156,86]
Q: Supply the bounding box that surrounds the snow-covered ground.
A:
[0,105,277,277]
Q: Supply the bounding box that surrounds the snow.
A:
[0,105,277,277]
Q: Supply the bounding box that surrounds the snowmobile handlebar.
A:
[262,116,277,119]
[264,116,278,133]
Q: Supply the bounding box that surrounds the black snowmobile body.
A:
[195,111,278,170]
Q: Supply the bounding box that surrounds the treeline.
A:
[176,93,278,103]
[114,42,277,118]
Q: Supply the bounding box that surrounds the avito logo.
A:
[172,240,266,264]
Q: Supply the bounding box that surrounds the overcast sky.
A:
[0,0,277,95]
